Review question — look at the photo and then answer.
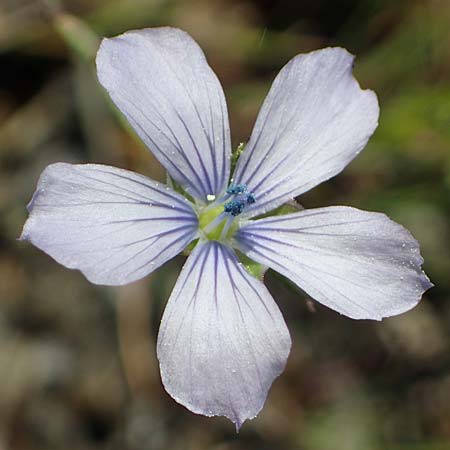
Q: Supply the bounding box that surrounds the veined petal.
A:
[157,241,291,429]
[96,27,231,201]
[233,48,379,217]
[20,163,198,286]
[235,207,432,320]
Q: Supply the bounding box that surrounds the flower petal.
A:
[235,206,432,320]
[157,241,291,429]
[96,27,231,201]
[233,48,379,217]
[20,163,198,285]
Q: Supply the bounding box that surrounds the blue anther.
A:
[226,184,247,195]
[246,193,256,204]
[224,183,256,216]
[224,199,246,216]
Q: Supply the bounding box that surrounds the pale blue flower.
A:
[20,27,432,429]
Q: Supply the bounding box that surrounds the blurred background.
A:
[1,0,449,449]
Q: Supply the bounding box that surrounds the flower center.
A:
[198,184,255,241]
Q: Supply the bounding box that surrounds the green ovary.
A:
[198,204,237,241]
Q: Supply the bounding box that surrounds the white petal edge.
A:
[235,206,433,320]
[20,163,198,285]
[233,47,379,217]
[157,241,291,429]
[96,27,231,202]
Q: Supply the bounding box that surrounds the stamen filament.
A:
[202,193,230,213]
[220,216,234,241]
[203,212,227,234]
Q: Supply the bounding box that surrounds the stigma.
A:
[224,184,255,216]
